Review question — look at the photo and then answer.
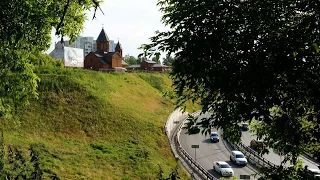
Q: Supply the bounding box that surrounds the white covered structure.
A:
[49,46,84,67]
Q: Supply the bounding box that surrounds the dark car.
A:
[250,139,264,150]
[241,123,249,131]
[189,125,200,134]
[210,132,220,142]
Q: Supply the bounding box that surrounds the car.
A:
[250,139,264,150]
[188,124,200,134]
[213,161,234,177]
[230,151,248,166]
[306,168,320,179]
[210,132,219,142]
[241,122,249,131]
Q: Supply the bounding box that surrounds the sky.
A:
[46,0,169,59]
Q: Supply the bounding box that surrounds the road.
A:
[179,113,258,179]
[241,131,319,169]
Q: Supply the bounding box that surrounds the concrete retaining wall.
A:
[165,108,189,138]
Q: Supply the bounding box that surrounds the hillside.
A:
[0,68,198,180]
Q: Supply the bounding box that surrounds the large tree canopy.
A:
[0,0,102,117]
[145,0,320,178]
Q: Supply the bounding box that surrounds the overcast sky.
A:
[46,0,169,58]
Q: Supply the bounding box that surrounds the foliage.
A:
[152,56,160,64]
[0,0,103,117]
[137,73,168,92]
[138,44,161,63]
[157,166,181,180]
[29,53,64,69]
[259,162,320,180]
[153,52,161,63]
[124,55,139,65]
[182,114,197,130]
[219,177,238,180]
[142,0,320,178]
[0,131,59,179]
[182,114,200,134]
[0,69,190,179]
[162,54,175,66]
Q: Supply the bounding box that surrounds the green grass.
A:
[0,68,199,180]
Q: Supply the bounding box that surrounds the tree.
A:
[162,54,175,66]
[138,44,161,63]
[0,0,102,117]
[124,55,138,65]
[0,131,59,179]
[152,53,161,64]
[182,114,200,134]
[144,0,320,178]
[157,165,180,180]
[154,52,161,63]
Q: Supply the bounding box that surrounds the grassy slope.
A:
[0,69,199,180]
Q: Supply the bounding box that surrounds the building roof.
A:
[94,53,103,57]
[151,64,169,67]
[96,28,109,42]
[94,51,117,57]
[128,64,141,68]
[145,60,157,64]
[97,58,108,64]
[115,41,122,50]
[122,60,127,65]
[105,52,116,57]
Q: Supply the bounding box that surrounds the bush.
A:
[29,52,64,69]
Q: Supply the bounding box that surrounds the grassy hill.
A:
[0,68,199,180]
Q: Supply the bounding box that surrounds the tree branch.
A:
[56,0,71,37]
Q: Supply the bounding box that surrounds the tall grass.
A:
[0,68,198,179]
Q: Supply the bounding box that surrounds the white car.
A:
[230,150,248,166]
[307,168,320,179]
[213,161,234,177]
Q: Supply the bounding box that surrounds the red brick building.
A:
[84,28,127,71]
[127,60,169,72]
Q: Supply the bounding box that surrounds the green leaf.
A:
[312,43,320,53]
[292,51,298,57]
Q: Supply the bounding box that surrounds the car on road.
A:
[306,168,320,179]
[250,139,264,150]
[210,132,219,142]
[188,124,200,134]
[213,161,234,177]
[230,150,248,166]
[241,122,249,131]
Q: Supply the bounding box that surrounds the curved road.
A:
[241,131,319,169]
[179,113,258,179]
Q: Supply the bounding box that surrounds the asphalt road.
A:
[179,113,258,179]
[241,130,319,169]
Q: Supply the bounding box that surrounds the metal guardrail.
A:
[174,111,217,180]
[302,153,319,165]
[173,111,319,180]
[171,110,290,179]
